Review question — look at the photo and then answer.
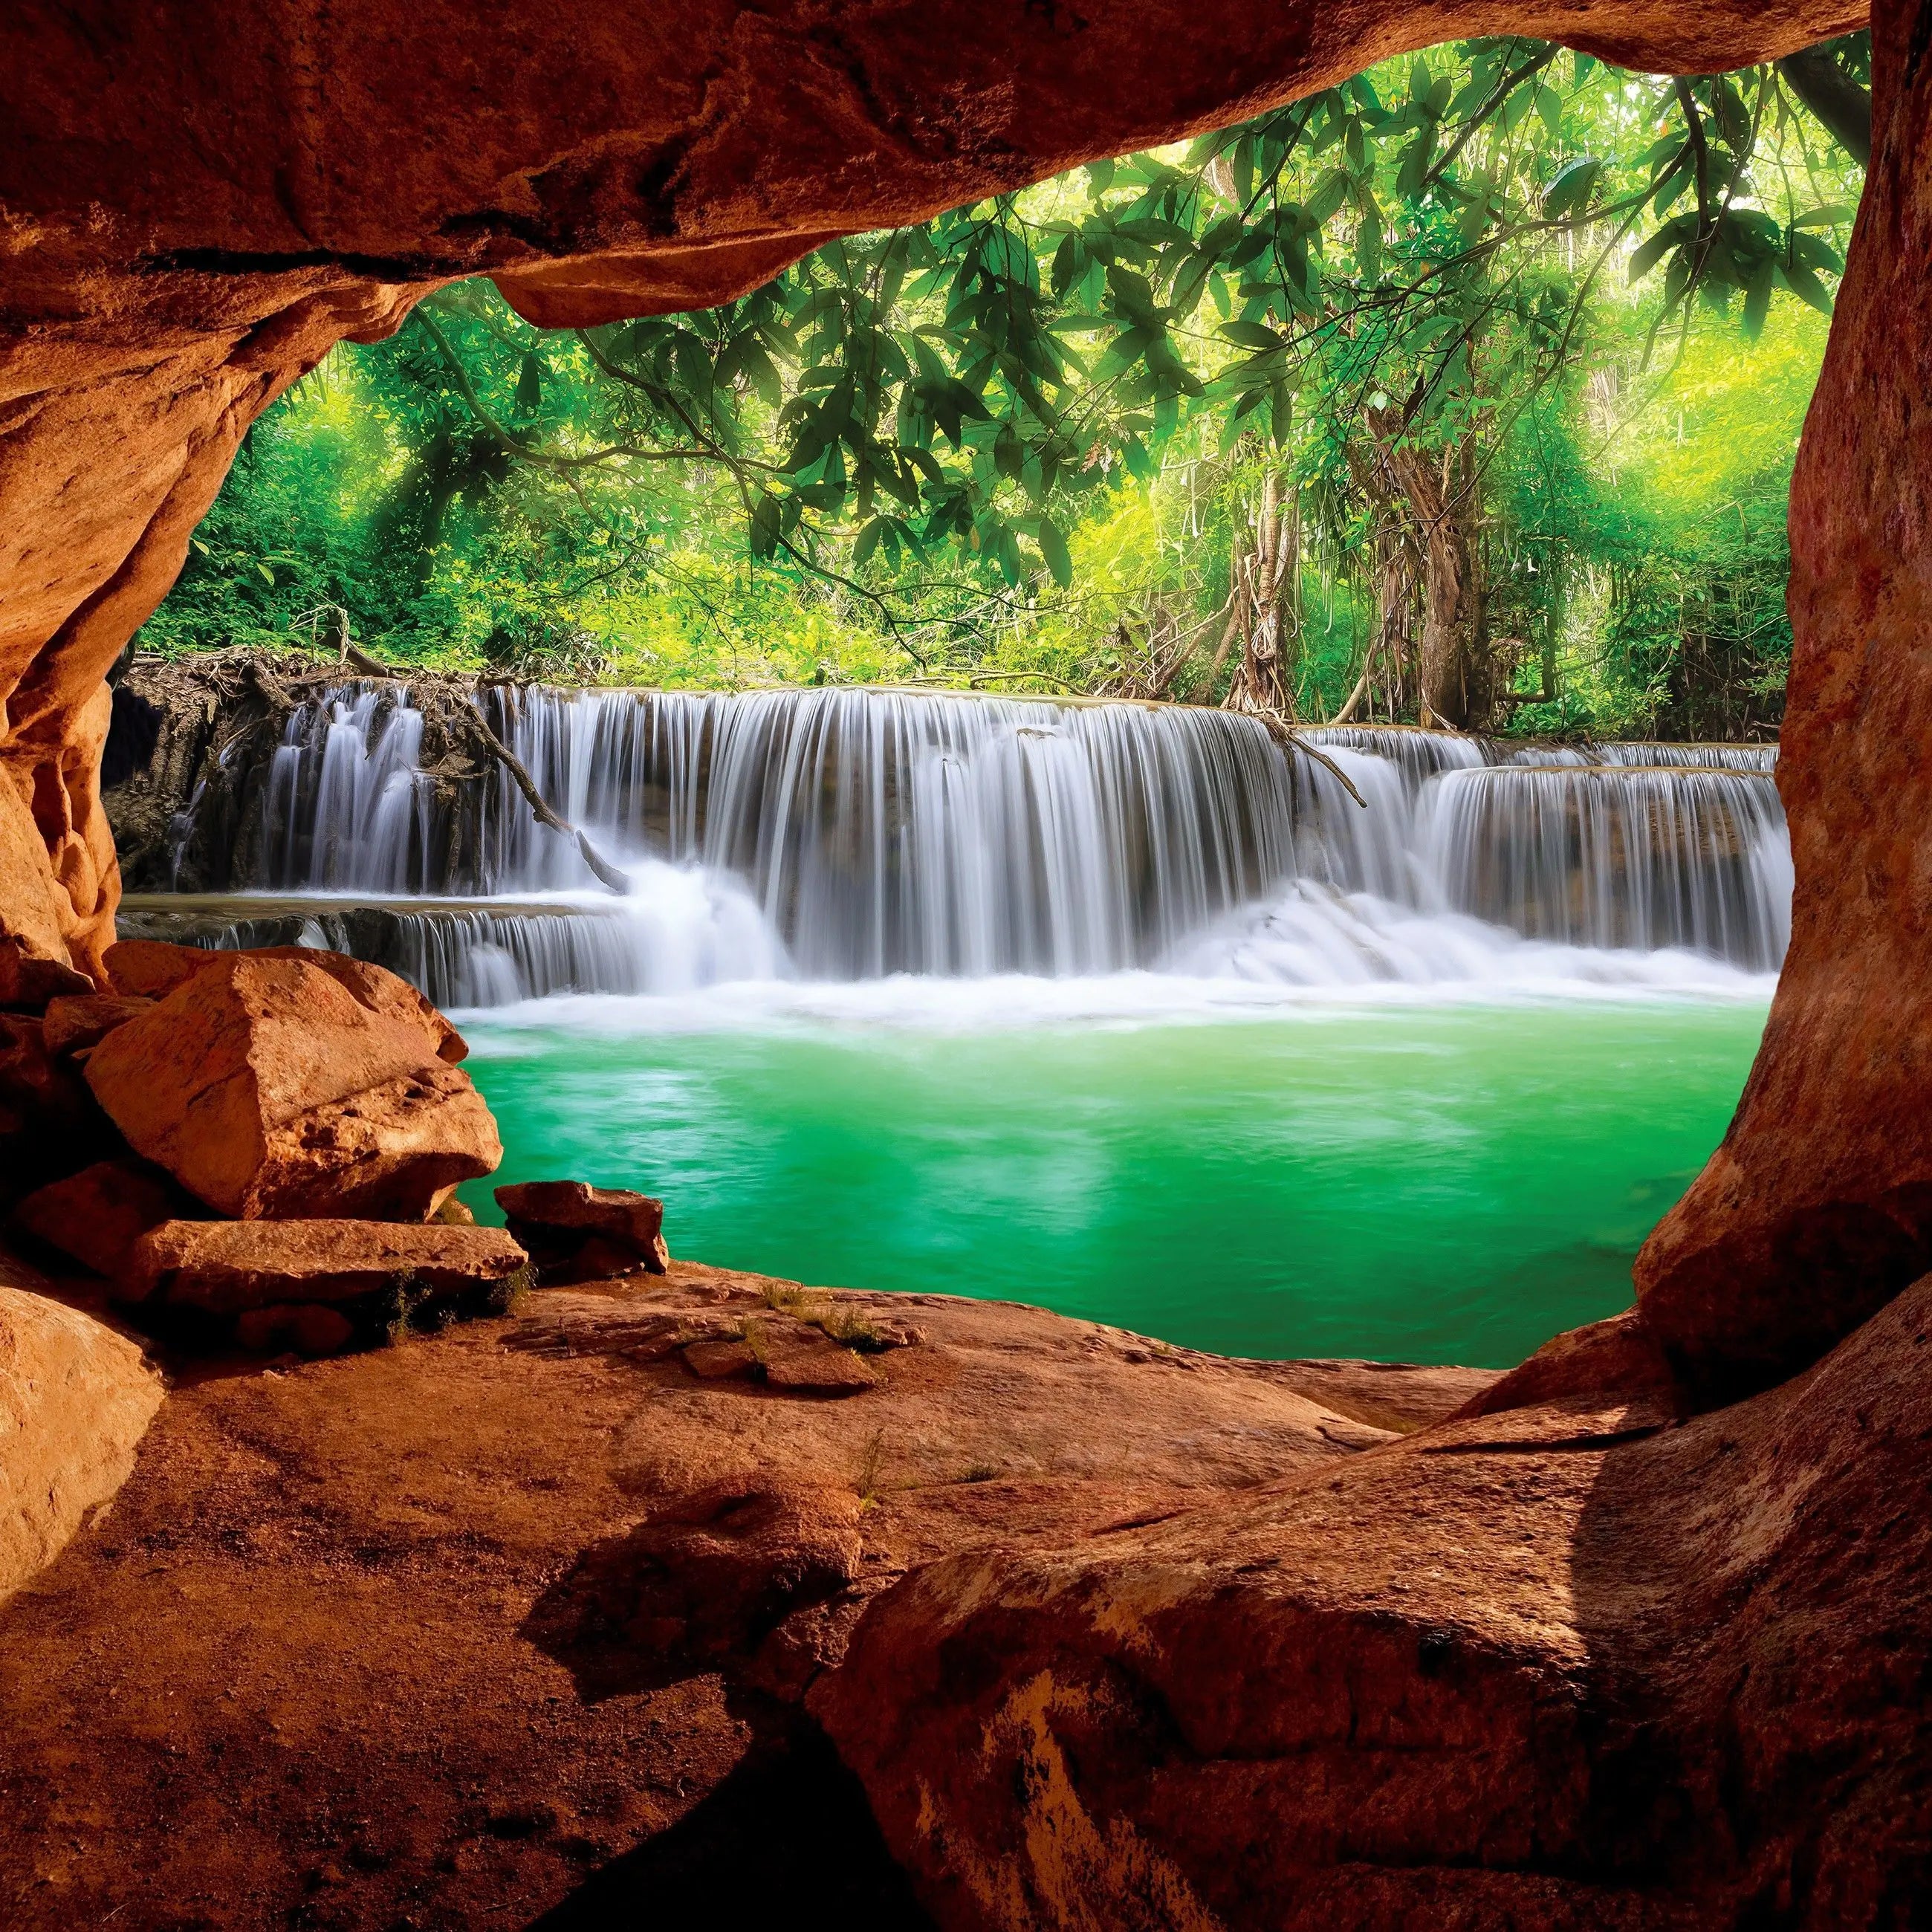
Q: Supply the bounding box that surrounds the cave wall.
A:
[0,0,1894,1376]
[1636,0,1932,1388]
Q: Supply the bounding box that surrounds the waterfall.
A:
[221,686,1302,979]
[135,682,1792,1005]
[1419,765,1791,970]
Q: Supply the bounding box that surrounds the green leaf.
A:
[1627,223,1684,284]
[1037,516,1072,588]
[751,491,782,561]
[1220,319,1283,351]
[1780,262,1835,317]
[1356,213,1382,281]
[1543,156,1601,221]
[1791,202,1855,230]
[1537,156,1599,222]
[852,516,886,568]
[1050,233,1082,297]
[1534,83,1563,142]
[256,562,276,585]
[1307,168,1350,226]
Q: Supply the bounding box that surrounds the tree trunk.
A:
[1387,438,1483,730]
[1227,467,1300,718]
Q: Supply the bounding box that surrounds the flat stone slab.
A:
[124,1219,528,1312]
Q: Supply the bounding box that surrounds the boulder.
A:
[103,941,467,1063]
[99,938,215,999]
[41,992,155,1057]
[0,1263,166,1602]
[249,947,469,1065]
[12,1159,184,1280]
[496,1180,670,1280]
[0,1012,116,1182]
[1450,1308,1681,1422]
[122,1219,528,1312]
[84,954,500,1221]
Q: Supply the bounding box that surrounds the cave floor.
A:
[0,1262,1485,1931]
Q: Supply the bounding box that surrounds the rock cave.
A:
[2,0,1928,1925]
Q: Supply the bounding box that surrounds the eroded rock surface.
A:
[0,1259,1459,1928]
[123,1217,528,1311]
[103,938,467,1062]
[499,1179,670,1280]
[0,1262,165,1603]
[814,1277,1932,1931]
[12,1157,184,1280]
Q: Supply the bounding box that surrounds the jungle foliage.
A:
[143,34,1868,739]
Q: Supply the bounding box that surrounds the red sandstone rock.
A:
[104,941,466,1063]
[683,1337,759,1381]
[40,992,155,1057]
[0,776,94,1007]
[813,1274,1932,1929]
[0,1266,166,1603]
[100,939,213,1000]
[1450,1306,1680,1422]
[496,1180,670,1279]
[0,1012,114,1180]
[525,1479,866,1696]
[758,1327,883,1395]
[123,1218,528,1312]
[249,947,468,1064]
[12,1159,182,1280]
[0,1259,1556,1925]
[84,955,500,1222]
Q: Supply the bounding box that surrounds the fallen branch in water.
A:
[455,698,632,895]
[1246,707,1368,808]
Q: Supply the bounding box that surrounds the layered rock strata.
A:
[123,1219,528,1312]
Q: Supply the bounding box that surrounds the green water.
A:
[458,998,1768,1369]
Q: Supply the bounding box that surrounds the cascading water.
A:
[129,681,1790,1007]
[1420,765,1790,969]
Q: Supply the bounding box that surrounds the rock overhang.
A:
[0,0,1918,1544]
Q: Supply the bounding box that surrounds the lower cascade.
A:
[125,683,1790,1006]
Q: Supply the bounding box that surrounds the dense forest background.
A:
[144,36,1868,741]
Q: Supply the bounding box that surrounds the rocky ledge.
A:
[0,1255,1484,1928]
